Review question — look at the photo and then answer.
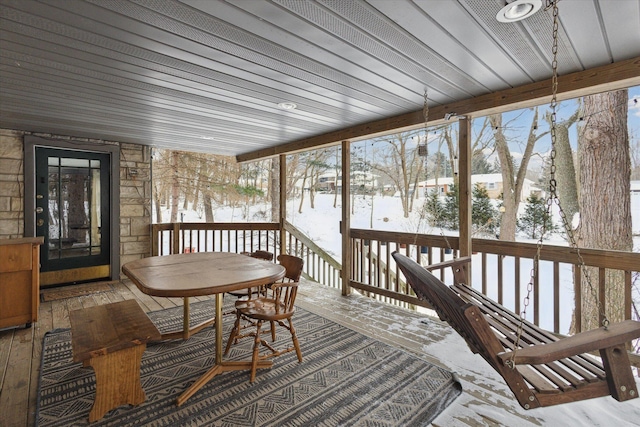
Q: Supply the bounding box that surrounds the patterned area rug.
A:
[37,301,461,426]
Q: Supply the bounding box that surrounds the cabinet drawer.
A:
[0,243,32,273]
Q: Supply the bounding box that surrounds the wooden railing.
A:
[150,222,638,336]
[283,220,342,290]
[151,222,279,256]
[150,221,342,290]
[349,228,640,336]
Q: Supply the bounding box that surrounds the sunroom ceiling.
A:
[1,0,639,159]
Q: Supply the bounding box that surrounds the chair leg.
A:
[288,318,303,363]
[270,320,276,341]
[250,320,263,383]
[224,311,242,356]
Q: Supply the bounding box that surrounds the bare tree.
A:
[372,131,423,218]
[491,108,548,241]
[332,147,341,208]
[270,157,279,221]
[170,151,180,222]
[295,150,331,213]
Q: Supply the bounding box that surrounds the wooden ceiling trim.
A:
[237,56,640,162]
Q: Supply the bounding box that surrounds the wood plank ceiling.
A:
[1,0,639,160]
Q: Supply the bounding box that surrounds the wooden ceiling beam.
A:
[237,56,640,163]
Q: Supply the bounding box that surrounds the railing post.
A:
[458,117,472,260]
[457,118,473,295]
[151,224,158,256]
[172,222,180,255]
[341,140,351,296]
[279,153,287,256]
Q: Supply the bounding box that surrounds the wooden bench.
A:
[393,252,640,409]
[70,300,161,422]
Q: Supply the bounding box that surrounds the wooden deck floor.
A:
[1,279,639,427]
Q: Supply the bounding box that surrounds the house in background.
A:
[417,174,540,201]
[313,171,379,194]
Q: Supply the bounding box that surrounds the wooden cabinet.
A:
[0,237,43,329]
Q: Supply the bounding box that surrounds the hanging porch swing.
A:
[394,0,640,410]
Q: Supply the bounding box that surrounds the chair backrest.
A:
[250,250,274,261]
[271,282,299,315]
[277,254,304,282]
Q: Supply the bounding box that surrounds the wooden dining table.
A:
[122,251,286,405]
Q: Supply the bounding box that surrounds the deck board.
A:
[27,300,53,427]
[1,324,34,427]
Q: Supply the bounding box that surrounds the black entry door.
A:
[35,147,110,276]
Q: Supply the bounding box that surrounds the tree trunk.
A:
[153,183,163,223]
[333,149,339,208]
[546,110,580,221]
[170,151,179,223]
[575,90,632,331]
[203,192,214,222]
[492,114,517,240]
[297,175,307,214]
[270,158,279,222]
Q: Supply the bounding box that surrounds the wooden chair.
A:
[224,255,304,369]
[225,280,303,382]
[250,250,274,262]
[273,254,304,284]
[226,250,275,300]
[392,251,640,409]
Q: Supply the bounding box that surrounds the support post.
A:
[279,154,287,256]
[341,140,351,296]
[458,117,472,258]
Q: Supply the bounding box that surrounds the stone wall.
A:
[0,130,24,238]
[119,143,152,268]
[0,129,152,277]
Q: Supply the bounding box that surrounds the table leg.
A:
[183,297,190,340]
[157,296,216,341]
[176,293,272,406]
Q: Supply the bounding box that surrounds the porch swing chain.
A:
[413,88,430,247]
[413,88,454,253]
[509,0,608,370]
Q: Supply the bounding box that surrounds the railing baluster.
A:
[534,259,540,326]
[497,255,503,305]
[625,270,632,320]
[482,252,487,295]
[599,267,606,326]
[554,261,560,333]
[574,265,582,333]
[514,256,520,318]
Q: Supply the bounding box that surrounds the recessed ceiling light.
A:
[277,102,297,110]
[496,0,542,23]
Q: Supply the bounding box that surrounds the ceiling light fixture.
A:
[496,0,542,23]
[277,102,297,110]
